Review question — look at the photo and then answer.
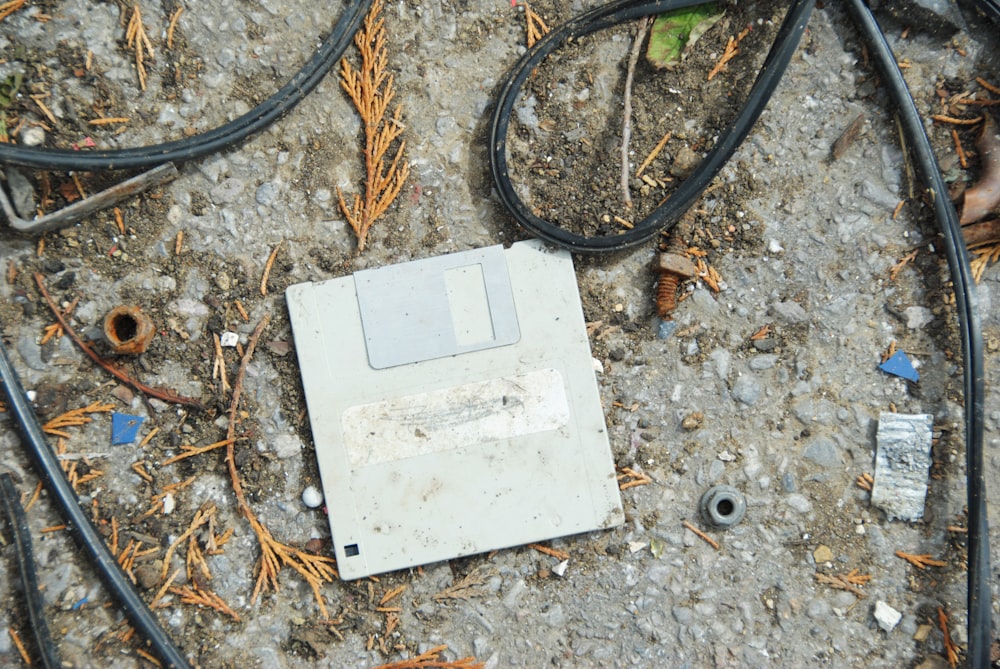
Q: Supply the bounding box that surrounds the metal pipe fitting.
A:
[104,306,155,355]
[699,485,746,529]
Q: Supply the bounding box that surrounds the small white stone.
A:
[718,451,736,462]
[592,358,604,374]
[22,126,46,146]
[874,601,902,632]
[162,492,175,515]
[301,485,323,508]
[628,541,648,553]
[768,239,784,254]
[220,331,239,347]
[552,560,569,577]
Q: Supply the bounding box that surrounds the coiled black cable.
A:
[1,472,62,669]
[845,4,991,666]
[0,0,372,171]
[489,0,816,253]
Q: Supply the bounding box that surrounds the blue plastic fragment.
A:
[879,350,919,382]
[111,413,145,445]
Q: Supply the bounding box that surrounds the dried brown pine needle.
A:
[617,466,652,490]
[895,550,947,569]
[0,0,28,22]
[370,645,485,669]
[260,240,283,296]
[160,439,233,466]
[170,584,241,621]
[635,130,671,178]
[222,314,340,617]
[166,6,183,49]
[938,607,960,668]
[433,566,493,602]
[814,570,869,598]
[855,472,874,491]
[528,543,570,561]
[337,0,410,252]
[125,4,155,91]
[379,584,407,606]
[890,249,918,281]
[521,3,550,49]
[707,26,751,81]
[681,520,720,550]
[9,628,30,665]
[43,401,115,437]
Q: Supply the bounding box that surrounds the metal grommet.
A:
[699,485,746,529]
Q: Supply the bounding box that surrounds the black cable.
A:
[489,0,816,253]
[848,3,992,667]
[0,341,190,669]
[1,473,62,669]
[0,0,372,171]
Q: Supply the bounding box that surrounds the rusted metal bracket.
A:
[0,162,178,234]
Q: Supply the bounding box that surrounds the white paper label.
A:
[341,368,569,467]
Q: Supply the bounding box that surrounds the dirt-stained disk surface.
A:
[1,1,1000,668]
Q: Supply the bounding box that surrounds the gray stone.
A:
[786,494,813,514]
[803,436,841,467]
[256,182,279,205]
[770,300,808,324]
[749,354,778,370]
[904,306,933,330]
[732,374,762,406]
[210,178,246,205]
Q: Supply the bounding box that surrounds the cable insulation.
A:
[837,3,991,666]
[1,472,62,669]
[0,341,191,669]
[489,0,816,253]
[0,1,372,171]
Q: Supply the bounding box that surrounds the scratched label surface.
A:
[341,368,569,468]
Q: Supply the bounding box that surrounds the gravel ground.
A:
[1,1,999,668]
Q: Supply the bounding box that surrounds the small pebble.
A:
[302,485,324,508]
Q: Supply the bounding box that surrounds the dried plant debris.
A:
[370,645,485,669]
[961,112,1000,225]
[433,566,494,602]
[337,0,410,252]
[124,4,155,91]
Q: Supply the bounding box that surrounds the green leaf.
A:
[0,72,23,110]
[646,3,724,69]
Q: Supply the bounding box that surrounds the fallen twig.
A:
[260,240,283,296]
[528,543,570,561]
[35,273,204,408]
[681,520,720,550]
[621,17,652,207]
[223,314,338,617]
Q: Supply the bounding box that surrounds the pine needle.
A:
[337,0,410,252]
[125,4,154,91]
[0,0,28,22]
[433,566,493,602]
[43,401,115,437]
[370,645,485,669]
